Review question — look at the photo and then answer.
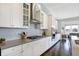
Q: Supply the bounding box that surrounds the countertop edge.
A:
[0,36,52,50]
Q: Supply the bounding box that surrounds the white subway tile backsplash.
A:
[0,27,42,41]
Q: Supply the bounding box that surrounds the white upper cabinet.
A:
[0,4,12,27]
[10,3,23,27]
[40,10,48,29]
[0,3,30,28]
[0,3,52,28]
[0,3,22,27]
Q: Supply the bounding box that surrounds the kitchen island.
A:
[0,34,61,56]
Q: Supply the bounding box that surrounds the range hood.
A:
[30,3,41,24]
[31,19,41,24]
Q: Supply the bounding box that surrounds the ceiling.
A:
[41,3,79,19]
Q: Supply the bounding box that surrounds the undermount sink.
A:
[75,40,79,45]
[27,36,43,40]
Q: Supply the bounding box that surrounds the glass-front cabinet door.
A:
[33,3,41,21]
[23,3,30,27]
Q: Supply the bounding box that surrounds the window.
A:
[71,25,78,32]
[65,26,71,32]
[64,25,79,33]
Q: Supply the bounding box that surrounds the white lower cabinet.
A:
[32,41,42,56]
[32,37,51,56]
[40,37,50,53]
[50,34,61,47]
[22,42,33,56]
[1,37,52,56]
[2,45,22,56]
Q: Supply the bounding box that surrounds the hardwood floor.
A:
[0,48,1,56]
[42,38,72,56]
[58,39,71,56]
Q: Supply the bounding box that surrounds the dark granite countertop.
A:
[0,36,51,50]
[0,39,32,49]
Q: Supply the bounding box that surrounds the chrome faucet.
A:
[19,32,27,39]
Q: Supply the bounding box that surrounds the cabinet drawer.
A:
[2,45,22,56]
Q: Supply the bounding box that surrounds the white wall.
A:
[39,4,58,30]
[52,16,58,30]
[61,19,79,26]
[42,3,79,19]
[59,17,79,33]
